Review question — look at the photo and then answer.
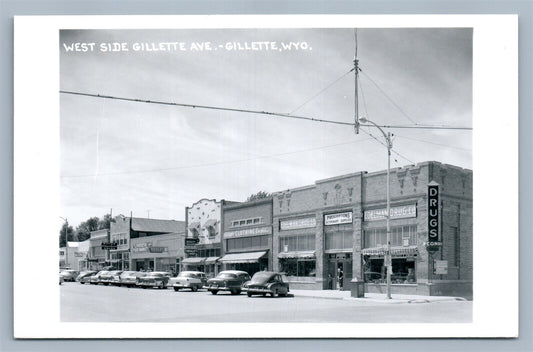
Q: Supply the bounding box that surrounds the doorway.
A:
[327,254,352,290]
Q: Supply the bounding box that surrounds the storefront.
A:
[130,232,185,275]
[221,198,274,277]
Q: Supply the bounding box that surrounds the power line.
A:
[396,135,472,152]
[60,90,472,131]
[61,138,375,178]
[359,127,414,164]
[289,67,354,115]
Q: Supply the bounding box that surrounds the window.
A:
[364,225,417,248]
[231,217,264,228]
[279,234,315,252]
[364,258,416,284]
[207,226,216,238]
[226,235,268,251]
[325,225,353,250]
[279,258,316,277]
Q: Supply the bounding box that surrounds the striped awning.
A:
[278,250,316,259]
[219,251,268,264]
[182,257,206,264]
[362,246,419,256]
[204,256,219,264]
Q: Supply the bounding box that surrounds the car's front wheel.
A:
[192,285,198,292]
[210,290,218,295]
[247,292,252,297]
[174,287,180,291]
[271,289,278,298]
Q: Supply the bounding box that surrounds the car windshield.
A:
[217,273,237,279]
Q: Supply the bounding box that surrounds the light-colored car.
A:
[89,270,109,285]
[76,271,97,284]
[243,271,290,297]
[59,270,79,282]
[99,270,124,285]
[169,271,207,292]
[206,270,251,295]
[119,271,146,288]
[136,271,170,289]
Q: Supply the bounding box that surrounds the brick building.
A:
[220,197,274,273]
[272,161,472,298]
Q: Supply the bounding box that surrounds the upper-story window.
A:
[231,217,264,228]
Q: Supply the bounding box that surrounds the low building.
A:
[271,161,472,298]
[220,197,273,275]
[59,241,83,270]
[87,229,108,270]
[130,231,185,274]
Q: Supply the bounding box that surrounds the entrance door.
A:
[327,257,353,290]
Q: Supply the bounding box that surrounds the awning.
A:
[362,246,419,256]
[205,256,219,264]
[278,250,316,259]
[181,257,206,264]
[219,251,268,264]
[188,221,200,230]
[203,219,217,228]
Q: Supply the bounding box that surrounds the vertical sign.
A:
[426,181,442,253]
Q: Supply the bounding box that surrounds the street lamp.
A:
[359,117,393,299]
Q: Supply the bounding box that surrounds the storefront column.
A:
[315,211,325,289]
[352,204,363,281]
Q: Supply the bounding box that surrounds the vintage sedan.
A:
[169,271,207,292]
[119,271,146,288]
[99,270,124,285]
[243,271,290,297]
[89,270,109,285]
[76,271,97,284]
[206,270,251,295]
[136,271,170,289]
[59,270,79,282]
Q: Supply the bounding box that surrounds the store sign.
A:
[364,205,416,221]
[280,217,316,231]
[149,247,167,253]
[185,237,199,246]
[324,212,353,226]
[224,226,272,239]
[184,249,197,255]
[74,252,84,257]
[427,182,441,253]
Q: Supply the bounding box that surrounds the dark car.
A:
[76,270,97,284]
[206,270,251,295]
[136,271,170,289]
[243,271,290,297]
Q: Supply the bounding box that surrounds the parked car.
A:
[59,270,79,282]
[89,270,109,285]
[136,271,170,289]
[169,271,207,292]
[206,270,251,295]
[76,270,97,284]
[119,271,146,288]
[59,275,64,285]
[99,270,124,285]
[242,271,290,297]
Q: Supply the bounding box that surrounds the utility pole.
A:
[60,216,68,268]
[354,28,360,135]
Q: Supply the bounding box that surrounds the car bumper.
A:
[243,287,273,294]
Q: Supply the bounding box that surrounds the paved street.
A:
[60,282,472,323]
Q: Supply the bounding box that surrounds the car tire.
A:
[80,282,84,285]
[192,286,198,292]
[211,290,218,295]
[271,289,278,298]
[174,287,180,291]
[158,282,164,289]
[247,292,252,297]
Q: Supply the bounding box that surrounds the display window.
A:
[363,257,416,284]
[279,258,316,277]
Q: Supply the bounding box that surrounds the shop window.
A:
[279,258,316,277]
[226,235,269,252]
[363,258,416,284]
[325,230,353,250]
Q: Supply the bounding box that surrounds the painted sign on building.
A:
[224,226,272,239]
[324,212,353,226]
[280,217,316,231]
[363,205,416,221]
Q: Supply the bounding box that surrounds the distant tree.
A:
[75,216,100,242]
[98,213,112,230]
[246,191,271,202]
[59,222,75,247]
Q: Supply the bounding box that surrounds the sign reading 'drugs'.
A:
[324,212,353,225]
[280,217,316,231]
[364,205,416,221]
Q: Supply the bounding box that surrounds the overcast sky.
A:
[60,28,472,228]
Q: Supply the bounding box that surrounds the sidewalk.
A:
[290,289,467,304]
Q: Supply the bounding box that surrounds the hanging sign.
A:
[426,181,441,253]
